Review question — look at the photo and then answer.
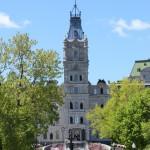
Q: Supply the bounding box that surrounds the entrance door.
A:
[69,129,86,141]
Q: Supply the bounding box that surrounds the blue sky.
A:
[0,0,150,84]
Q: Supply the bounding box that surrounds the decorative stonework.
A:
[38,2,109,144]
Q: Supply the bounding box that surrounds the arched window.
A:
[80,117,83,124]
[80,103,83,109]
[80,75,82,81]
[70,117,73,124]
[70,102,73,109]
[70,75,73,81]
[50,133,53,140]
[101,104,104,108]
[100,88,103,94]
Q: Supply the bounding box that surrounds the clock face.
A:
[74,30,78,38]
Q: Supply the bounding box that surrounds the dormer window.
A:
[137,68,141,72]
[100,88,103,94]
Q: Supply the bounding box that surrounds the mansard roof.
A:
[67,1,84,40]
[130,59,150,77]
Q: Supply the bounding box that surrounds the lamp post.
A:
[132,142,136,150]
[69,129,73,150]
[61,127,65,143]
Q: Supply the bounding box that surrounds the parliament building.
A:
[38,2,109,145]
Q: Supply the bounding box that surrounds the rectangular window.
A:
[70,87,74,93]
[74,87,79,94]
[75,116,79,124]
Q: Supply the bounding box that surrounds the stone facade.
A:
[38,3,109,144]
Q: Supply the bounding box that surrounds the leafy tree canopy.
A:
[87,79,150,149]
[0,33,63,150]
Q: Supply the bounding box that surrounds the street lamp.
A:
[61,127,65,143]
[132,142,136,149]
[69,129,73,150]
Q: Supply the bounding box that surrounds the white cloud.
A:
[112,18,150,37]
[0,12,30,29]
[22,20,31,27]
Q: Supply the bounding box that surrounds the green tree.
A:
[0,33,63,150]
[87,79,150,149]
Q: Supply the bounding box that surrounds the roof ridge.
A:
[135,59,150,63]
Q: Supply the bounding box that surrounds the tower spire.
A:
[74,0,77,16]
[68,1,84,40]
[70,0,81,17]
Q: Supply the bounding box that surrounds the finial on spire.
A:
[74,0,77,16]
[70,0,81,17]
[68,0,84,40]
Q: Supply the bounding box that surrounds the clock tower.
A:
[63,1,89,141]
[38,1,109,146]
